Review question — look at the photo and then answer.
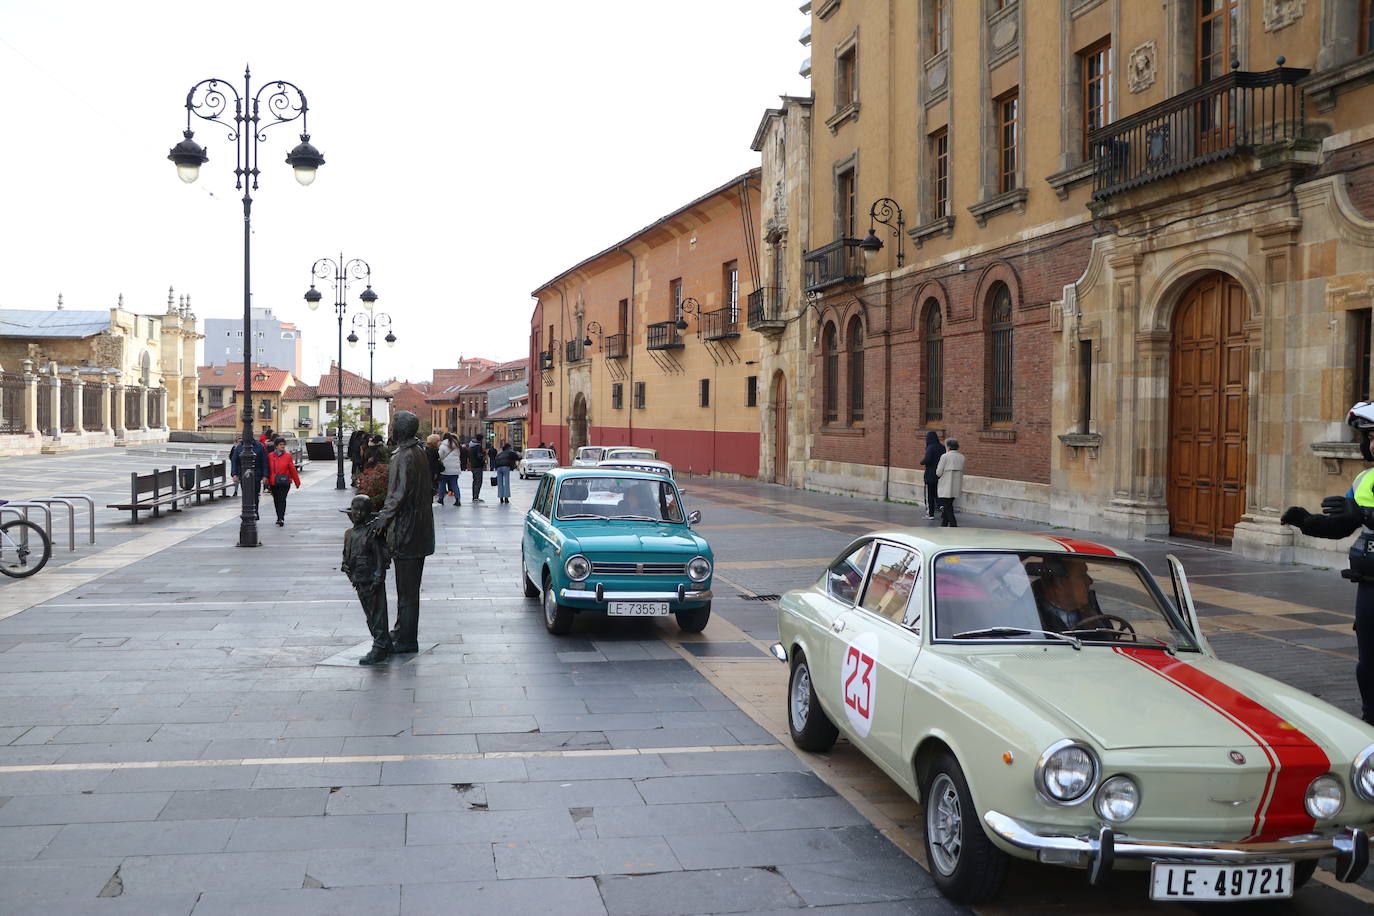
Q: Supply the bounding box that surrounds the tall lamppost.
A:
[304,257,377,490]
[168,66,325,548]
[348,312,396,430]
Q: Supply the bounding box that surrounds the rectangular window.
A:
[836,45,857,109]
[699,379,710,408]
[611,382,624,410]
[1078,340,1094,432]
[549,391,553,413]
[326,399,338,413]
[1363,0,1374,55]
[1197,0,1238,85]
[837,167,857,238]
[1080,39,1113,160]
[931,128,949,219]
[997,90,1019,193]
[930,0,949,56]
[723,261,739,323]
[670,278,683,322]
[634,381,646,410]
[746,375,758,408]
[1355,309,1372,402]
[617,298,629,334]
[298,405,309,422]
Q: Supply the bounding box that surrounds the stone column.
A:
[21,359,37,438]
[100,378,113,436]
[72,375,85,437]
[47,363,61,440]
[112,381,126,439]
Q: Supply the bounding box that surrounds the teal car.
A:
[521,468,713,635]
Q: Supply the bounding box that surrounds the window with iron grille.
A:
[988,283,1014,424]
[931,128,949,219]
[847,317,865,424]
[611,383,624,410]
[822,322,839,425]
[634,381,646,409]
[997,90,1019,193]
[924,300,944,423]
[746,375,758,408]
[699,379,710,408]
[1080,39,1113,161]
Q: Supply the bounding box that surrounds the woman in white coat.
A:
[934,437,965,527]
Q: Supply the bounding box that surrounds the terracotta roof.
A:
[198,362,282,387]
[486,404,528,421]
[315,364,387,397]
[233,368,294,394]
[199,405,239,427]
[282,383,318,401]
[493,358,529,372]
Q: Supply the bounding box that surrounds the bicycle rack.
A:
[0,502,52,550]
[28,497,84,552]
[48,494,95,547]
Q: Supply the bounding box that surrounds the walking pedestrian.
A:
[918,430,946,520]
[467,437,487,503]
[492,442,517,504]
[437,433,463,506]
[229,434,268,520]
[264,437,302,526]
[341,495,391,665]
[369,411,434,654]
[364,434,388,470]
[425,434,443,505]
[347,429,368,484]
[935,438,965,527]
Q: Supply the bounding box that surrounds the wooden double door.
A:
[1168,273,1250,543]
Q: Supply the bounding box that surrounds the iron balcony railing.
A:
[1090,65,1310,199]
[538,350,554,370]
[646,321,684,350]
[565,339,585,363]
[605,332,627,359]
[747,287,786,328]
[803,239,865,293]
[701,308,740,341]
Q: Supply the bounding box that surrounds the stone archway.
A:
[770,370,787,485]
[1167,271,1250,543]
[570,393,589,451]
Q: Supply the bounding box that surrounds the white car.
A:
[518,448,558,479]
[572,446,608,467]
[601,447,659,462]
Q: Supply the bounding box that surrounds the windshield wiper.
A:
[949,627,1081,650]
[611,515,660,522]
[1060,628,1178,656]
[559,514,606,520]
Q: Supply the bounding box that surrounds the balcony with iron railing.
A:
[538,350,554,370]
[1090,64,1311,200]
[646,321,684,350]
[803,239,865,294]
[701,308,740,341]
[605,332,627,359]
[747,287,787,332]
[565,339,586,363]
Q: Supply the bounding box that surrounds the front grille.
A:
[591,561,686,576]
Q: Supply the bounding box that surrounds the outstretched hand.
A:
[1280,506,1310,527]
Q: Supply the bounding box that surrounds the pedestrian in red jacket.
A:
[264,437,302,526]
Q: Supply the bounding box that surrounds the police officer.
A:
[1281,400,1374,725]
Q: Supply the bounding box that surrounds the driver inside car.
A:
[1032,558,1100,633]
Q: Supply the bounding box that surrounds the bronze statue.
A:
[370,410,434,653]
[341,495,391,665]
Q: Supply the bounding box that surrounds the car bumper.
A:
[560,586,712,604]
[983,810,1370,884]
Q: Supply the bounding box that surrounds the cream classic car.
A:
[771,528,1373,904]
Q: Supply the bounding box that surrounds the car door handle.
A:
[830,619,846,633]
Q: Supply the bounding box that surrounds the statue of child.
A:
[340,494,392,665]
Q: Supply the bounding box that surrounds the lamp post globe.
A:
[304,286,323,310]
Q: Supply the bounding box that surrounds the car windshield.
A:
[555,476,684,523]
[578,448,604,460]
[608,449,656,460]
[600,462,672,479]
[932,551,1199,652]
[525,449,554,460]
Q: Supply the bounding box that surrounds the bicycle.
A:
[0,500,51,578]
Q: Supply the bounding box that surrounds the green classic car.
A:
[771,528,1374,905]
[521,468,712,635]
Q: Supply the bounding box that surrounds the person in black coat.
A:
[229,434,269,521]
[347,429,368,483]
[918,430,946,520]
[466,438,487,503]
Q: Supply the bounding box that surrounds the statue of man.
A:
[370,410,434,653]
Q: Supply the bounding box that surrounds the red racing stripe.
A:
[1037,534,1116,556]
[1113,647,1329,842]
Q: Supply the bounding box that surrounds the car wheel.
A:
[521,548,540,598]
[1293,860,1318,890]
[787,652,838,752]
[674,602,711,633]
[922,751,1008,904]
[542,570,575,635]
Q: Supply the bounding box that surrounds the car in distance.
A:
[572,446,608,467]
[596,457,675,480]
[600,446,659,462]
[771,528,1373,905]
[521,468,712,635]
[517,448,558,479]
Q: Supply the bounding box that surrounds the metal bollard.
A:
[51,494,95,545]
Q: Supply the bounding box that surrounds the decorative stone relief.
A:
[1127,40,1157,94]
[926,58,948,92]
[991,18,1017,50]
[1262,0,1305,32]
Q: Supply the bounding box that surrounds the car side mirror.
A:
[687,509,702,526]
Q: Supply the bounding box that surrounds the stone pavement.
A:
[0,448,1371,914]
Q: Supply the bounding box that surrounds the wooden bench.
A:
[106,469,183,524]
[181,460,234,506]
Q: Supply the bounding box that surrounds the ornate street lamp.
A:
[583,320,603,349]
[859,197,906,268]
[349,311,396,431]
[305,256,376,489]
[674,298,701,331]
[169,66,324,548]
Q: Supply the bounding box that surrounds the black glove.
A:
[1280,506,1310,527]
[1321,495,1359,519]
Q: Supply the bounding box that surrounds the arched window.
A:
[988,283,1014,424]
[923,300,943,423]
[822,322,839,425]
[847,316,865,424]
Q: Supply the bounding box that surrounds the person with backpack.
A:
[466,437,487,503]
[492,442,518,504]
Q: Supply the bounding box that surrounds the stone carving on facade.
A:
[991,18,1017,50]
[926,58,948,93]
[1262,0,1305,32]
[1127,40,1157,94]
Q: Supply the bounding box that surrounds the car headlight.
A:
[687,556,712,583]
[1036,740,1098,804]
[564,555,590,581]
[1352,744,1374,802]
[1094,775,1140,822]
[1306,774,1345,819]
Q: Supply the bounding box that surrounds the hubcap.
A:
[790,663,811,731]
[543,580,557,625]
[926,773,963,876]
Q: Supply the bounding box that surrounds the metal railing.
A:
[564,339,585,363]
[148,389,165,428]
[83,385,103,431]
[605,332,627,359]
[59,378,77,432]
[747,287,786,327]
[803,239,865,293]
[0,373,24,434]
[125,388,143,429]
[37,382,53,434]
[538,350,554,370]
[646,321,684,350]
[701,308,740,341]
[1090,65,1310,199]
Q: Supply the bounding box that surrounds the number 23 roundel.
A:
[840,632,879,739]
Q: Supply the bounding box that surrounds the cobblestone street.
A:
[1,449,1373,913]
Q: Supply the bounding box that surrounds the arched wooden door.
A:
[570,394,588,451]
[771,371,787,485]
[1168,273,1250,542]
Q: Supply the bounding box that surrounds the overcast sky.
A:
[0,0,809,384]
